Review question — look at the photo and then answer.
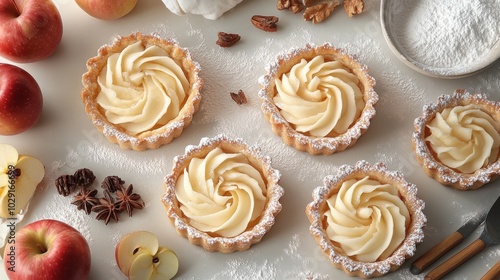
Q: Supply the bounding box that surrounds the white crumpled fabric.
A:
[161,0,244,20]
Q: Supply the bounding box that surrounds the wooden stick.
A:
[481,260,500,280]
[411,231,464,274]
[425,239,486,280]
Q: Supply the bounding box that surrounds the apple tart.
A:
[306,160,426,278]
[162,134,284,253]
[81,32,203,151]
[258,43,378,155]
[413,90,500,190]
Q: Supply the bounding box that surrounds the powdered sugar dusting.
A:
[198,233,330,280]
[306,160,426,277]
[81,32,203,151]
[33,193,93,244]
[387,0,500,76]
[412,90,500,190]
[258,43,378,155]
[162,134,284,253]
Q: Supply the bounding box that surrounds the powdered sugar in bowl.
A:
[380,0,500,79]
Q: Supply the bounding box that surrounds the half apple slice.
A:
[128,246,179,280]
[0,144,44,218]
[115,231,160,275]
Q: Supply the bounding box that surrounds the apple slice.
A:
[0,144,44,218]
[0,143,18,170]
[128,246,179,280]
[115,231,159,275]
[8,155,45,215]
[0,144,17,194]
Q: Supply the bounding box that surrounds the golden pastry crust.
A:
[258,43,378,155]
[306,160,426,278]
[81,32,203,151]
[412,90,500,190]
[162,134,284,253]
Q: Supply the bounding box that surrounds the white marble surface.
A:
[0,0,499,279]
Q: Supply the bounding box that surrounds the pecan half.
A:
[251,15,279,32]
[230,90,248,105]
[277,0,304,13]
[344,0,365,17]
[216,32,241,47]
[303,1,339,24]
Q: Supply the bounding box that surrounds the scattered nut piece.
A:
[216,32,241,47]
[344,0,365,17]
[302,0,321,6]
[277,0,304,13]
[277,0,288,10]
[303,1,339,24]
[230,90,248,105]
[251,15,279,32]
[279,0,364,22]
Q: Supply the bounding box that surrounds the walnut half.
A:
[277,0,304,14]
[344,0,365,17]
[303,0,340,24]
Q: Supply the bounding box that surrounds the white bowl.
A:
[380,0,500,79]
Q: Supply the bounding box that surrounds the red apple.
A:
[0,0,63,63]
[75,0,138,20]
[0,63,43,135]
[3,219,91,280]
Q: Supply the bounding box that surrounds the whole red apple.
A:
[3,219,91,280]
[0,63,43,135]
[0,0,63,63]
[75,0,138,20]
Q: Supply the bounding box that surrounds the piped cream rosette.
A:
[81,32,203,151]
[162,135,284,253]
[259,43,378,155]
[413,90,500,190]
[306,161,426,278]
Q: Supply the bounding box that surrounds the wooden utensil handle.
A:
[481,260,500,280]
[425,239,486,280]
[411,231,464,274]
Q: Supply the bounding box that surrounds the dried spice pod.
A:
[115,184,145,217]
[72,188,99,215]
[101,175,125,193]
[74,168,96,188]
[55,174,77,196]
[92,190,121,225]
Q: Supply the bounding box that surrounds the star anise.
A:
[55,174,77,196]
[71,187,99,215]
[115,184,144,217]
[74,168,96,188]
[101,175,125,193]
[92,190,120,225]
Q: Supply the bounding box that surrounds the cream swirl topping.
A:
[175,147,267,238]
[273,55,365,137]
[426,105,500,174]
[324,176,410,262]
[97,41,189,135]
